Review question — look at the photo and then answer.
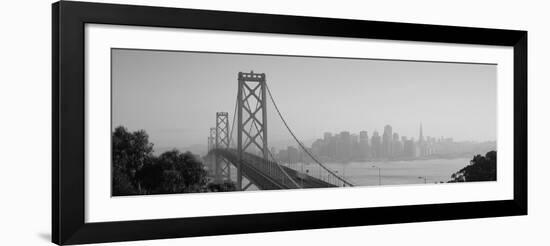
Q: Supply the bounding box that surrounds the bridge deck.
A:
[211,149,336,190]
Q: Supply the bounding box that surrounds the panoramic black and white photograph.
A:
[111,48,497,196]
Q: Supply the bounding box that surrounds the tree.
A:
[134,150,208,194]
[112,126,154,172]
[156,150,207,193]
[134,158,163,194]
[207,181,237,192]
[112,126,209,195]
[112,126,154,195]
[112,166,137,195]
[449,151,496,182]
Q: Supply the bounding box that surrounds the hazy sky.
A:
[112,49,496,152]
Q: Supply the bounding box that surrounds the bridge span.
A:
[209,148,336,190]
[207,71,354,190]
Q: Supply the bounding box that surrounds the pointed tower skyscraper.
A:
[419,123,424,143]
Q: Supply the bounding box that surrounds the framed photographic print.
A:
[52,1,527,245]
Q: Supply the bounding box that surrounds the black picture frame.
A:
[52,1,527,245]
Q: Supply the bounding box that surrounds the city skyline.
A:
[270,122,496,164]
[155,120,496,156]
[112,49,497,152]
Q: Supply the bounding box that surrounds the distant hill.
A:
[154,144,207,157]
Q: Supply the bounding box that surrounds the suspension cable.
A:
[266,84,354,187]
[228,96,238,146]
[244,92,300,188]
[266,148,301,188]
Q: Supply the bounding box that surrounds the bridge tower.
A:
[207,127,216,174]
[215,112,231,182]
[208,127,216,151]
[237,71,268,190]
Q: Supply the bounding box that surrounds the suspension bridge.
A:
[206,71,353,191]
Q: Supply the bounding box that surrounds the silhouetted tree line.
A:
[206,182,237,192]
[112,126,235,196]
[449,150,496,182]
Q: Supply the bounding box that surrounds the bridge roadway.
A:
[210,148,336,190]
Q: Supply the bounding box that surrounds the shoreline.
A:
[300,155,476,165]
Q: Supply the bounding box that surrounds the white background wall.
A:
[0,0,547,245]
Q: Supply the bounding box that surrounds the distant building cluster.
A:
[273,124,496,163]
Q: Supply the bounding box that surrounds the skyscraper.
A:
[418,123,428,156]
[339,131,351,161]
[404,137,417,157]
[419,123,424,143]
[382,125,393,157]
[392,132,403,157]
[359,131,369,160]
[323,132,332,141]
[371,131,382,159]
